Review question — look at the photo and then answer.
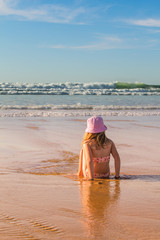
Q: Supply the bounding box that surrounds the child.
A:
[78,116,120,180]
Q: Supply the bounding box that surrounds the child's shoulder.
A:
[103,138,114,149]
[105,138,113,144]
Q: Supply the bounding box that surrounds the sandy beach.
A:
[0,116,160,240]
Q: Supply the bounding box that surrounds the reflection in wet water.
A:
[80,180,120,239]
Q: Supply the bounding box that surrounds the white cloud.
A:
[147,29,160,34]
[126,18,160,27]
[0,0,86,24]
[98,36,122,42]
[48,34,160,51]
[49,36,124,50]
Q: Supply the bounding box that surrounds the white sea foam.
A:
[0,104,160,110]
[0,109,160,118]
[0,82,159,95]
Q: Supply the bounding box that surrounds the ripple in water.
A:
[17,151,79,176]
[0,211,63,240]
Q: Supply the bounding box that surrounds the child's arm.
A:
[83,143,94,180]
[78,149,83,177]
[111,141,121,178]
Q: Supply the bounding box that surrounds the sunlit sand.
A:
[0,116,160,239]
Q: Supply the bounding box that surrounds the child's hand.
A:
[114,175,120,179]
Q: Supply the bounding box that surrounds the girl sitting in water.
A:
[78,116,120,180]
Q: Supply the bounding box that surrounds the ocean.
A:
[0,82,160,118]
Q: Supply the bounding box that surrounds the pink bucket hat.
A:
[85,116,107,133]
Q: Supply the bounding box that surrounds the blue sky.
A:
[0,0,160,84]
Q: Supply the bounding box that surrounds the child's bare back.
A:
[78,116,120,180]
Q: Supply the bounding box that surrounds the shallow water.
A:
[0,117,160,239]
[0,94,160,118]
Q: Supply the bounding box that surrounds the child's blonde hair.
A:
[82,132,108,148]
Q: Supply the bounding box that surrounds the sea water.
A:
[0,82,160,118]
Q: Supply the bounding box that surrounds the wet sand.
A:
[0,116,160,240]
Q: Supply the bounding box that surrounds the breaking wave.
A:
[0,82,160,95]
